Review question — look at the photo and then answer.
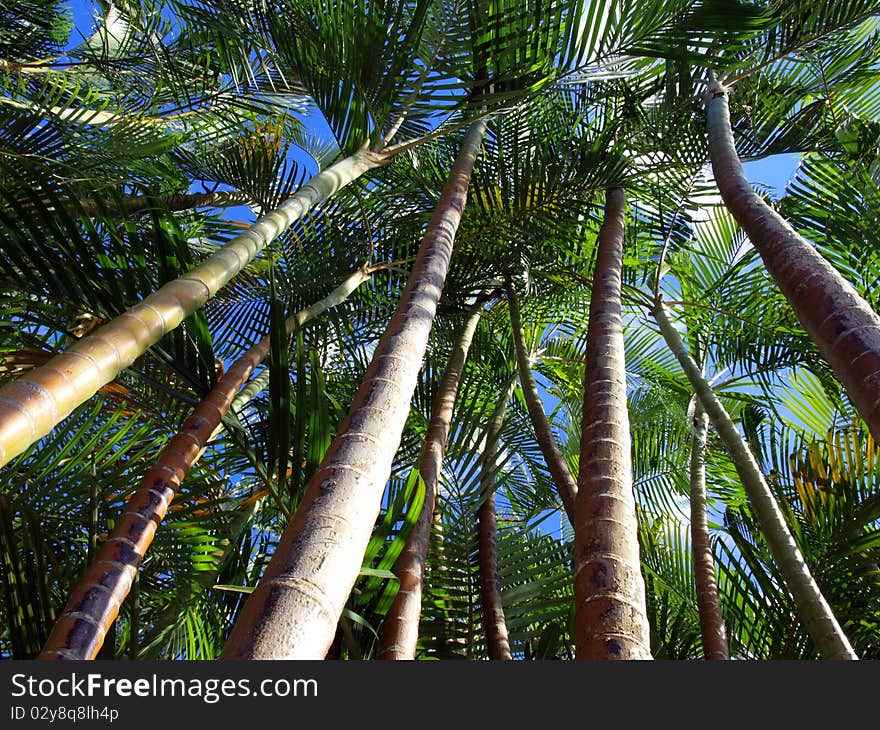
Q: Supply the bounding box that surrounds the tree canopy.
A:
[1,0,879,660]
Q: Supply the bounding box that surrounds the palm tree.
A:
[653,301,857,660]
[0,143,392,468]
[0,0,489,467]
[477,381,516,660]
[378,298,486,659]
[688,398,730,659]
[4,0,880,662]
[38,266,377,660]
[575,188,652,659]
[507,281,578,523]
[705,74,880,445]
[220,118,488,659]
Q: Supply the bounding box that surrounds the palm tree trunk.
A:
[37,268,372,660]
[653,302,857,660]
[506,282,577,523]
[575,188,651,660]
[78,189,254,218]
[688,398,729,660]
[377,301,485,659]
[135,493,265,658]
[219,120,487,660]
[0,146,385,468]
[706,76,880,444]
[477,384,515,660]
[8,190,255,220]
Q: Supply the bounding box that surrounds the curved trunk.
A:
[477,384,515,660]
[689,398,729,660]
[38,269,371,660]
[575,188,651,660]
[706,78,880,444]
[654,303,857,660]
[219,120,487,660]
[506,284,577,523]
[0,147,384,468]
[377,301,485,659]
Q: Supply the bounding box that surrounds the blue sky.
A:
[59,1,810,538]
[743,153,802,197]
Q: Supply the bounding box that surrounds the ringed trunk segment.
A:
[378,301,485,660]
[506,282,578,524]
[706,79,880,444]
[653,304,857,660]
[0,148,382,469]
[219,120,487,660]
[477,384,515,661]
[575,188,652,660]
[689,398,730,660]
[37,269,372,660]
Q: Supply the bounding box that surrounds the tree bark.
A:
[575,188,652,660]
[706,77,880,445]
[219,120,487,660]
[654,302,857,660]
[0,146,385,468]
[506,283,577,523]
[688,398,730,660]
[477,384,514,660]
[38,268,371,660]
[377,301,485,659]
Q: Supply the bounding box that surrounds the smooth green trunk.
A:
[506,283,577,523]
[654,303,857,660]
[0,148,382,468]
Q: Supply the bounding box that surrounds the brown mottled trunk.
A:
[38,269,371,660]
[477,385,514,660]
[219,120,487,660]
[0,147,385,468]
[707,77,880,444]
[575,188,651,660]
[377,301,485,659]
[654,303,857,660]
[506,283,577,523]
[689,398,729,660]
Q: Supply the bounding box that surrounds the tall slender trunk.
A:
[78,189,254,218]
[377,301,485,659]
[575,188,651,660]
[706,77,880,444]
[219,120,487,660]
[506,283,577,523]
[0,147,384,468]
[653,303,857,660]
[689,398,729,660]
[38,269,371,660]
[477,384,515,660]
[7,190,255,220]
